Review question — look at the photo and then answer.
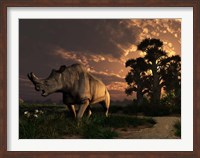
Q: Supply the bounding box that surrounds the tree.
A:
[161,55,181,97]
[125,38,181,106]
[137,38,167,104]
[125,57,150,105]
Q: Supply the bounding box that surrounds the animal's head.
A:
[27,65,66,96]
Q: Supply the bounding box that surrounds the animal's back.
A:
[67,63,87,73]
[62,64,87,87]
[62,63,108,104]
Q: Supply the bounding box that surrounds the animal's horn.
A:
[28,72,41,83]
[27,73,32,80]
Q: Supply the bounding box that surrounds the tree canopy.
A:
[125,38,181,105]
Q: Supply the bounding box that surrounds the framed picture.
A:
[0,0,199,157]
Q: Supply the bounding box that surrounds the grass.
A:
[19,103,156,139]
[173,120,181,137]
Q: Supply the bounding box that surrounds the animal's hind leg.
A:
[100,101,109,117]
[77,99,89,120]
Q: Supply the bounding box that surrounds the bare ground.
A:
[117,116,181,139]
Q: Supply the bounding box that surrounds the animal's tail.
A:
[105,88,110,117]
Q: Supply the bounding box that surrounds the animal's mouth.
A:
[35,85,40,91]
[41,90,48,97]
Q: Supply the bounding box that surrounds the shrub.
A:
[161,92,181,114]
[174,120,181,137]
[124,94,181,116]
[126,99,170,116]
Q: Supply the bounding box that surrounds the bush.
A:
[123,94,181,116]
[161,92,181,114]
[174,120,181,137]
[123,98,170,116]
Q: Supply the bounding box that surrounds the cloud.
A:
[19,19,181,102]
[143,28,149,34]
[168,42,173,48]
[108,90,133,101]
[19,75,34,87]
[128,19,181,46]
[139,19,180,56]
[54,48,121,68]
[90,70,125,85]
[20,19,140,60]
[107,82,127,91]
[19,75,31,81]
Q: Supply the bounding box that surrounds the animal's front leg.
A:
[86,105,92,118]
[63,93,76,118]
[67,104,76,118]
[77,99,89,120]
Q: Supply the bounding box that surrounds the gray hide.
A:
[27,64,110,119]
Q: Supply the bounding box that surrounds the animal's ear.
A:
[50,69,57,76]
[59,65,66,73]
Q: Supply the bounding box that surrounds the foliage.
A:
[119,96,180,116]
[161,55,181,94]
[125,101,170,116]
[125,57,150,105]
[19,103,156,139]
[137,38,167,104]
[174,120,181,137]
[125,38,181,105]
[160,92,181,114]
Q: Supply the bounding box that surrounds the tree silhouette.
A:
[161,55,181,97]
[125,38,181,106]
[137,38,167,104]
[125,57,149,105]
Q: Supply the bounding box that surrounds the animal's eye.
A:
[45,81,50,85]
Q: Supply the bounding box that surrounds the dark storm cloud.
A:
[20,19,138,58]
[19,19,138,76]
[95,20,139,49]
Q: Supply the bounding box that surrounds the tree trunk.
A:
[137,90,143,106]
[152,61,161,104]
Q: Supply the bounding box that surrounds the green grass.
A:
[81,123,118,139]
[174,120,181,137]
[19,103,156,139]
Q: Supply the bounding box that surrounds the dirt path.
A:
[117,116,181,139]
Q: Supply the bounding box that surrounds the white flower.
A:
[24,111,30,118]
[35,109,39,113]
[24,111,29,115]
[34,114,38,118]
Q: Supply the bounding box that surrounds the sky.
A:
[19,19,181,102]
